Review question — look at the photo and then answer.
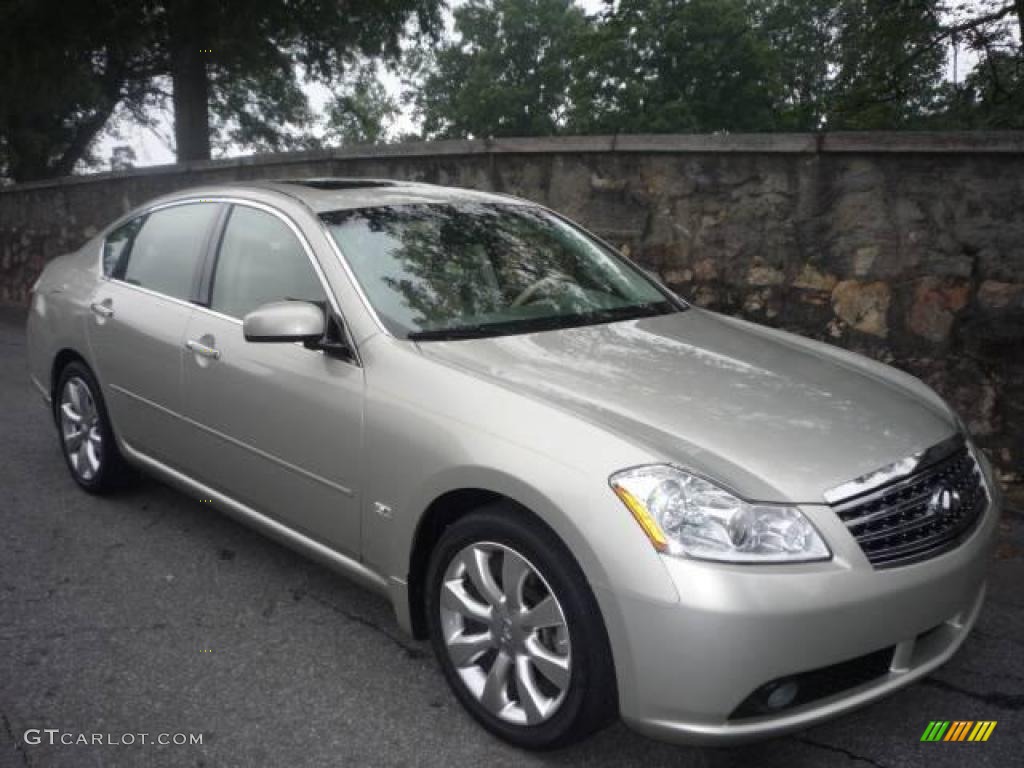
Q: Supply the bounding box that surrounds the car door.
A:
[179,202,364,555]
[87,201,223,465]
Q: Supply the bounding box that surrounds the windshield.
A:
[321,202,683,340]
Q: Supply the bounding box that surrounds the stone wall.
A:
[1,133,1022,481]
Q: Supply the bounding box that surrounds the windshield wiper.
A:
[407,302,678,342]
[407,325,507,341]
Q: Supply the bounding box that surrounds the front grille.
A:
[832,441,987,568]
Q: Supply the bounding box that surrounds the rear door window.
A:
[119,203,220,301]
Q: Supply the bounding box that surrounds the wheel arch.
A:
[404,477,609,643]
[407,488,509,639]
[50,348,91,419]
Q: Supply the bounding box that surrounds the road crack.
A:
[290,586,426,660]
[1,710,31,767]
[794,736,888,768]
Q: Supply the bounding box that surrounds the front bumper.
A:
[597,479,1001,745]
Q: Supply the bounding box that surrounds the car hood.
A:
[417,309,957,503]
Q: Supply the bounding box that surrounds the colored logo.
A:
[920,721,997,742]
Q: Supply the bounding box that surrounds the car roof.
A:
[226,178,526,214]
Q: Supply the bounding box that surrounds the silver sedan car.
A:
[26,179,1000,749]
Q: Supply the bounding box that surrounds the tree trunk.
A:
[8,62,123,181]
[52,101,119,177]
[169,5,210,163]
[1016,0,1024,45]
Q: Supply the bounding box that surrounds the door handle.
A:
[90,301,114,319]
[186,339,221,360]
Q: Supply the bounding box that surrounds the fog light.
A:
[765,680,799,710]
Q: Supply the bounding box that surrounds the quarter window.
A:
[102,217,145,277]
[210,206,327,319]
[120,203,220,301]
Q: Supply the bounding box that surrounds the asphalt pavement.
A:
[1,308,1022,768]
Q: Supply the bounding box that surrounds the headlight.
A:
[609,465,830,563]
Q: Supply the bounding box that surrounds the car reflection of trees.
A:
[346,204,606,330]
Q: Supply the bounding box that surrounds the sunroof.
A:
[280,178,400,190]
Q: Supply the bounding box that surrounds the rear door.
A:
[87,201,223,465]
[177,203,364,555]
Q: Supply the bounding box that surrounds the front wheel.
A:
[426,505,617,749]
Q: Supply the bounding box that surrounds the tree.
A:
[323,65,400,146]
[952,50,1024,127]
[162,0,439,160]
[826,0,947,129]
[810,0,1023,129]
[0,0,159,181]
[0,0,440,181]
[755,0,838,130]
[570,0,793,133]
[936,0,1024,128]
[109,145,138,171]
[407,0,1023,137]
[409,0,590,139]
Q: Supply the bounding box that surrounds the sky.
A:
[94,0,1000,171]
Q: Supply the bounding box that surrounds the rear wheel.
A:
[55,361,131,493]
[426,504,617,749]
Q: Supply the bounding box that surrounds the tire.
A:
[426,503,617,749]
[54,361,132,493]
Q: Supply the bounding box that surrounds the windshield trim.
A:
[319,201,689,342]
[543,208,689,313]
[407,300,677,342]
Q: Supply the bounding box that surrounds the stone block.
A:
[831,280,891,337]
[907,277,970,342]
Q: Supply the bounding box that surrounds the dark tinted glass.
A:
[122,203,219,301]
[103,217,145,278]
[210,206,326,319]
[323,203,678,339]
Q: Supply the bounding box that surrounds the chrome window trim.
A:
[823,433,967,505]
[315,214,393,337]
[97,196,362,366]
[96,276,201,314]
[191,303,243,327]
[541,204,691,311]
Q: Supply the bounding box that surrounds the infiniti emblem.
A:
[927,486,961,519]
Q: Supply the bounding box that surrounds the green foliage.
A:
[961,51,1024,127]
[0,0,441,180]
[571,0,788,133]
[194,0,439,152]
[408,0,1023,138]
[3,0,1022,182]
[755,0,838,129]
[940,1,1024,128]
[324,66,401,146]
[827,0,947,129]
[410,0,589,138]
[0,0,158,180]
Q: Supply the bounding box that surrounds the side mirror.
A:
[243,301,325,344]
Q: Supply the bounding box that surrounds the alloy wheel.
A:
[439,541,572,726]
[60,376,103,481]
